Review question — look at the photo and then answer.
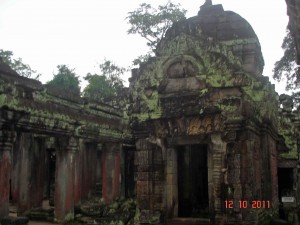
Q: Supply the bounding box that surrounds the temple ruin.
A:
[0,3,300,225]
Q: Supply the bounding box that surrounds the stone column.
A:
[11,132,22,204]
[240,131,257,222]
[209,133,227,217]
[17,133,32,215]
[30,137,46,208]
[135,138,163,224]
[17,134,46,215]
[165,147,178,218]
[102,142,122,202]
[223,128,243,223]
[54,137,78,223]
[73,139,83,205]
[135,139,152,222]
[0,130,14,218]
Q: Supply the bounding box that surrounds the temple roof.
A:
[163,4,259,43]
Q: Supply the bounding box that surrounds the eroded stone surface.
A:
[128,3,288,225]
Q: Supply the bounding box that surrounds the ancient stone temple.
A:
[0,57,131,223]
[128,3,290,225]
[0,2,298,225]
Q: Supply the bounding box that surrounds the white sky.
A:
[0,0,289,93]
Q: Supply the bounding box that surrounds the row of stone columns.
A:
[0,130,124,223]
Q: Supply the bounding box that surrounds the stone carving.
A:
[152,114,223,137]
[166,60,197,78]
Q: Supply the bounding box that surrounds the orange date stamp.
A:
[225,200,271,209]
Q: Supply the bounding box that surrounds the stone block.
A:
[137,181,152,195]
[243,54,255,64]
[137,172,151,181]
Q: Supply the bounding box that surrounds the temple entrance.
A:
[177,144,209,218]
[124,145,136,198]
[278,168,294,202]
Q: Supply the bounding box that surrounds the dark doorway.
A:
[124,146,136,198]
[177,144,209,217]
[278,168,294,201]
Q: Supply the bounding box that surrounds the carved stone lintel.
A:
[222,131,237,142]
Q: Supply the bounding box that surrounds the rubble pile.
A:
[75,198,136,225]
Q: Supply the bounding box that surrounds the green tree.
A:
[83,59,125,101]
[273,29,300,90]
[47,65,81,96]
[126,2,186,65]
[0,49,40,79]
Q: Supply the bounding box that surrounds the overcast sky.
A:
[0,0,289,93]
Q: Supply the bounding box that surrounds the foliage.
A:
[126,2,187,53]
[0,49,40,79]
[83,59,125,101]
[273,29,300,90]
[132,52,152,66]
[47,65,81,96]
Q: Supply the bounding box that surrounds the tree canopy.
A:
[83,59,125,101]
[0,49,40,79]
[273,29,300,90]
[126,2,186,65]
[47,65,81,96]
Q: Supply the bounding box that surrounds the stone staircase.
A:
[28,207,54,222]
[166,218,211,225]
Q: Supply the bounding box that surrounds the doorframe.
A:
[165,135,213,219]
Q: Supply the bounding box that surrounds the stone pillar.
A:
[223,129,243,223]
[17,133,32,215]
[102,142,122,202]
[135,139,163,224]
[30,137,46,208]
[0,130,14,218]
[73,139,83,205]
[240,132,257,222]
[54,137,78,223]
[11,133,22,204]
[209,133,227,218]
[165,147,178,218]
[135,139,152,222]
[17,134,46,215]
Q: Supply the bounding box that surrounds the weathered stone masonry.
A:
[0,3,299,225]
[0,59,131,222]
[128,4,290,224]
